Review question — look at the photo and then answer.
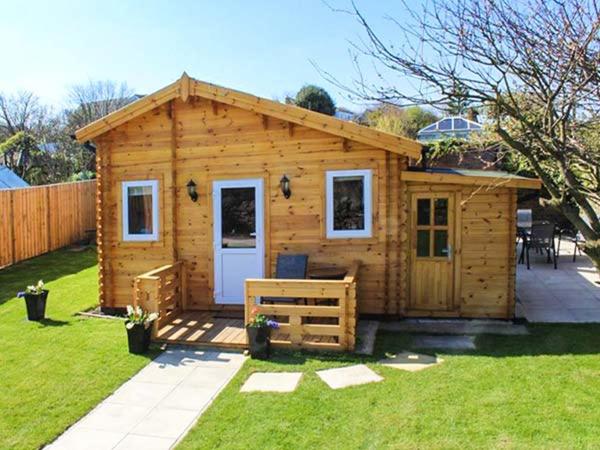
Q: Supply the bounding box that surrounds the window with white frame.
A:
[325,169,372,238]
[122,180,159,241]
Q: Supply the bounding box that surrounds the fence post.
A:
[45,187,52,252]
[9,190,16,265]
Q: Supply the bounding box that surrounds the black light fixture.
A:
[186,179,198,202]
[280,174,291,199]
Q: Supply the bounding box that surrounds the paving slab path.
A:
[46,347,246,450]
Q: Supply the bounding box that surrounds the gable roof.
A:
[0,166,29,190]
[75,73,422,158]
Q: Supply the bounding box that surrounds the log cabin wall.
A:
[96,98,411,315]
[402,182,516,319]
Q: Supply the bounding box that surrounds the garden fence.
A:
[0,180,96,268]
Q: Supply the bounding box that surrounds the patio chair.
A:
[516,210,533,265]
[525,223,558,270]
[260,254,309,305]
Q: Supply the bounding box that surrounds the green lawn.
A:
[2,250,600,449]
[178,326,600,450]
[0,249,157,450]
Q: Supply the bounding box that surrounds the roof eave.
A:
[400,170,541,189]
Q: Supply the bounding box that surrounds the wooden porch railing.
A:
[244,260,360,352]
[133,261,185,336]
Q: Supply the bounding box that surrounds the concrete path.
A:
[517,240,600,322]
[379,319,528,335]
[355,320,380,355]
[46,348,246,450]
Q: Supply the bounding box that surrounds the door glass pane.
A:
[417,199,431,225]
[417,230,430,257]
[127,185,153,235]
[434,230,448,257]
[333,175,365,231]
[221,187,255,248]
[434,198,448,226]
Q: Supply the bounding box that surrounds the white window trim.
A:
[326,169,372,239]
[122,180,159,242]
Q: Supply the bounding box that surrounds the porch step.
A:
[379,319,529,336]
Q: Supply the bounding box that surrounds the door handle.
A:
[447,244,453,261]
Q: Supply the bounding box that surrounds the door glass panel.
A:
[417,230,430,257]
[221,187,255,248]
[417,199,431,226]
[434,198,448,226]
[333,175,365,231]
[434,230,448,257]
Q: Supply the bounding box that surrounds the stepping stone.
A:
[316,364,383,389]
[412,334,476,350]
[240,372,302,393]
[378,351,443,372]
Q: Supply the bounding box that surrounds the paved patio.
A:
[46,348,245,450]
[516,240,600,322]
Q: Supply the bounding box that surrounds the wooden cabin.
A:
[75,73,540,351]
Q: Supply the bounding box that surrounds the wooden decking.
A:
[154,310,339,350]
[155,311,247,348]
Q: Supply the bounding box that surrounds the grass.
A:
[0,249,158,450]
[178,326,600,450]
[2,249,600,449]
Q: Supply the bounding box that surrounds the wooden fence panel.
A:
[0,192,13,267]
[0,180,96,269]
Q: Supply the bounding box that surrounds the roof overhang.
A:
[75,73,422,159]
[400,169,541,189]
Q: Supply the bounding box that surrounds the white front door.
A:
[213,179,264,304]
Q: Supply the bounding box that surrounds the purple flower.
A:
[17,291,25,298]
[266,319,279,329]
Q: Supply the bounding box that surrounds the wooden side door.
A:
[409,192,456,312]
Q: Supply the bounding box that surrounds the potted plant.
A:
[125,305,159,354]
[246,308,279,359]
[17,280,48,321]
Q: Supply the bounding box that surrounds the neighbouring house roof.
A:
[0,166,29,189]
[417,116,482,142]
[75,73,423,158]
[334,107,358,121]
[402,167,541,189]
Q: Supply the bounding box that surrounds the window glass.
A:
[221,187,256,248]
[417,230,430,257]
[333,175,365,231]
[438,118,452,130]
[434,198,448,226]
[127,185,154,235]
[434,230,448,257]
[453,118,468,130]
[417,199,431,226]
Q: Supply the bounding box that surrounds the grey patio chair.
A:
[260,254,309,305]
[526,223,557,269]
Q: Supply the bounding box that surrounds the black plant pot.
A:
[24,290,48,321]
[247,326,271,359]
[126,322,152,354]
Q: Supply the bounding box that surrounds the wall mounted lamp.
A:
[280,174,291,199]
[186,179,198,202]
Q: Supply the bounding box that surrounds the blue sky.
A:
[0,0,415,112]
